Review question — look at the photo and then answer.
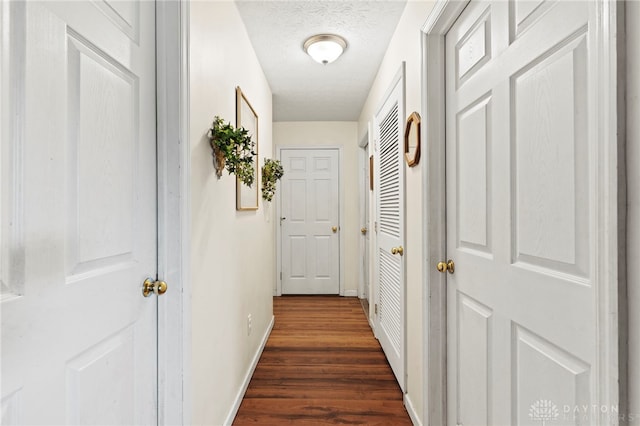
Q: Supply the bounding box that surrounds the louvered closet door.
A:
[374,73,405,392]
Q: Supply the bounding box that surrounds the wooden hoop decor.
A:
[404,111,421,167]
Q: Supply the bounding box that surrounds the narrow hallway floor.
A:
[234,296,411,425]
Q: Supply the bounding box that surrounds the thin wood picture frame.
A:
[369,155,374,190]
[236,86,259,210]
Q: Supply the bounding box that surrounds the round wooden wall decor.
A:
[404,112,421,167]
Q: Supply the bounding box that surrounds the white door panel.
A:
[446,1,597,425]
[281,149,340,295]
[1,1,157,424]
[374,70,405,392]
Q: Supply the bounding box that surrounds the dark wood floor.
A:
[234,296,411,425]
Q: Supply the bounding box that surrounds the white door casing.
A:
[1,1,159,424]
[374,64,406,392]
[363,145,370,302]
[421,0,621,424]
[627,0,640,420]
[155,0,191,423]
[280,148,340,295]
[358,140,370,301]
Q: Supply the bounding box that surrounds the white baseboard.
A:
[223,315,275,426]
[404,393,422,426]
[343,289,358,297]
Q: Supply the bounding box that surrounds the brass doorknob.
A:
[391,246,404,256]
[361,227,368,235]
[143,278,168,297]
[156,281,168,294]
[332,226,338,233]
[436,260,455,274]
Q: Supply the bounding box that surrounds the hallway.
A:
[2,1,636,424]
[234,296,411,425]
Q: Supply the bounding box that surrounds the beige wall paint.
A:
[357,1,436,423]
[273,121,359,295]
[190,2,274,424]
[627,1,639,421]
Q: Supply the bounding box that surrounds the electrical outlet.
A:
[247,314,252,336]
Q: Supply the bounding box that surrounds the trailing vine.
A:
[261,158,284,201]
[207,116,256,187]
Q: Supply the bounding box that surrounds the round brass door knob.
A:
[391,246,404,256]
[143,278,168,297]
[332,226,338,233]
[156,281,168,295]
[436,260,455,274]
[361,227,368,235]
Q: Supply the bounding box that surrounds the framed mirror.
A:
[404,112,421,167]
[236,86,259,210]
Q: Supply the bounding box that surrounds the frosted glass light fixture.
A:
[303,34,347,65]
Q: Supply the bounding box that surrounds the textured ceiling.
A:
[235,0,407,121]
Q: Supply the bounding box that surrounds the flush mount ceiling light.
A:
[303,34,347,65]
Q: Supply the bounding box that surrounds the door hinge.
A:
[374,303,378,314]
[280,272,282,280]
[374,221,378,233]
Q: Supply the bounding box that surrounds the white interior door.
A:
[281,148,340,295]
[1,1,158,424]
[446,1,601,424]
[374,70,406,392]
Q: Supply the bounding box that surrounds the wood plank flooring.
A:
[233,296,411,425]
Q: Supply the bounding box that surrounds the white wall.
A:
[627,1,639,421]
[273,121,359,295]
[357,2,436,423]
[189,2,274,424]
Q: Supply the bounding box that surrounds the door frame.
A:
[358,130,371,300]
[156,1,191,424]
[420,1,625,424]
[275,146,345,297]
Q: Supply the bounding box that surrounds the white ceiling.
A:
[235,0,408,122]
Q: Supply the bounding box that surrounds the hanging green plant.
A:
[207,116,256,187]
[261,158,284,202]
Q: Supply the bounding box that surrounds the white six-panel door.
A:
[445,1,599,424]
[374,69,406,392]
[280,149,340,295]
[0,1,158,424]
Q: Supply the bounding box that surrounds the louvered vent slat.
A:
[379,249,401,352]
[379,102,400,238]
